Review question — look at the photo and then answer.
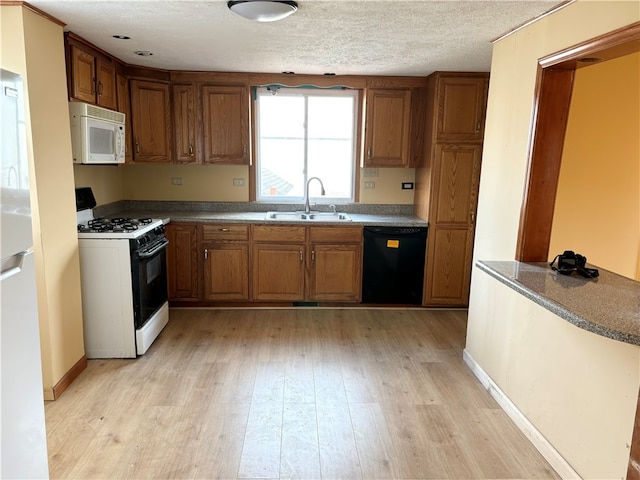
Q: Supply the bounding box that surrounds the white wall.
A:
[466,1,640,478]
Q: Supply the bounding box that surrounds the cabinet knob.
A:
[311,250,315,263]
[471,212,476,224]
[98,81,103,96]
[189,145,194,156]
[367,148,371,160]
[242,145,247,159]
[476,121,481,132]
[218,228,230,232]
[91,78,96,95]
[136,142,140,154]
[204,249,208,260]
[299,251,303,263]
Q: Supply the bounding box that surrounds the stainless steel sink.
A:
[264,211,352,222]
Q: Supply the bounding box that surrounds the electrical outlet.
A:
[364,181,376,189]
[363,168,379,178]
[402,182,414,190]
[233,178,245,187]
[171,177,183,185]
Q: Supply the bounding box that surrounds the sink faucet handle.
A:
[330,204,336,213]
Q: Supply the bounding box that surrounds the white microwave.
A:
[69,102,125,164]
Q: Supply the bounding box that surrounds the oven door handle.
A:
[137,237,169,259]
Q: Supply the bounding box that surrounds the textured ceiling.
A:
[29,0,566,76]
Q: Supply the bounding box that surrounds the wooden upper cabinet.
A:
[130,79,172,163]
[364,88,412,167]
[436,76,488,142]
[69,43,117,110]
[172,83,198,164]
[116,73,133,163]
[201,85,249,165]
[96,59,117,110]
[70,45,96,104]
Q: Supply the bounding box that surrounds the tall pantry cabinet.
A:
[414,72,489,307]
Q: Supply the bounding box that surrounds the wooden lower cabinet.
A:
[252,225,363,302]
[252,243,305,301]
[166,222,363,304]
[165,223,199,301]
[308,226,362,302]
[308,244,362,301]
[201,224,250,301]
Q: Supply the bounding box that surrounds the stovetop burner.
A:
[78,217,154,234]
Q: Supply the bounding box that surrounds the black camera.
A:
[550,250,599,278]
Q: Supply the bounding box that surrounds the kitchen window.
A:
[255,86,358,203]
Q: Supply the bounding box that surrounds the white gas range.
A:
[76,188,169,358]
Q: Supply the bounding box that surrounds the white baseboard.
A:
[462,349,582,480]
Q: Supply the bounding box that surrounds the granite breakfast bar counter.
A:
[476,260,640,346]
[465,261,640,479]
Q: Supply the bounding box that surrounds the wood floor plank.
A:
[280,402,321,479]
[45,308,560,480]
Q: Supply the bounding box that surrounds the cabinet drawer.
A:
[252,225,305,243]
[201,224,248,241]
[309,226,363,243]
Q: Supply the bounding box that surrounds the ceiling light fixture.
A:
[227,0,298,22]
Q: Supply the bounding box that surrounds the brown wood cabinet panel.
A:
[252,244,305,301]
[116,73,133,163]
[203,243,249,301]
[432,145,481,225]
[202,224,249,242]
[423,144,481,306]
[173,83,197,164]
[436,76,488,142]
[202,85,249,164]
[130,79,172,163]
[252,225,306,243]
[364,88,412,167]
[309,244,362,302]
[424,228,472,305]
[308,226,362,243]
[96,58,117,109]
[70,45,96,104]
[166,224,199,301]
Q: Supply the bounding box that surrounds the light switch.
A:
[364,181,376,189]
[171,177,183,185]
[233,178,245,186]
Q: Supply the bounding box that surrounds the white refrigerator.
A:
[1,68,49,478]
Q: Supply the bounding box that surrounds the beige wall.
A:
[75,162,416,205]
[549,52,640,280]
[466,1,640,478]
[1,6,85,400]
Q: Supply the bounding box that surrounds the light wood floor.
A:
[45,308,559,480]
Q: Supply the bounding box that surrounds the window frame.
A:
[250,86,362,204]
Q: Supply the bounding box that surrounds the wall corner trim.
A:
[462,349,582,480]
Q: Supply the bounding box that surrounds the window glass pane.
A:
[256,87,357,203]
[258,93,305,198]
[307,96,354,199]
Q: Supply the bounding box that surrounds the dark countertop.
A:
[477,260,640,346]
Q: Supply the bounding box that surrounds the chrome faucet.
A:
[304,177,325,214]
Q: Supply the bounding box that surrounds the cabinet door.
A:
[424,144,482,306]
[364,88,411,167]
[252,244,305,301]
[436,76,488,142]
[202,85,249,164]
[203,243,249,301]
[96,58,117,110]
[116,73,133,163]
[309,244,362,302]
[173,83,197,164]
[130,80,172,163]
[70,45,96,104]
[166,224,199,301]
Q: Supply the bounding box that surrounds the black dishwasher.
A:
[362,226,427,305]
